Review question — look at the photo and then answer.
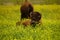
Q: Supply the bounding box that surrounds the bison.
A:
[16,12,41,27]
[20,0,33,20]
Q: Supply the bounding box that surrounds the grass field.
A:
[0,5,60,40]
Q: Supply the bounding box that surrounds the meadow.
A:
[0,5,60,40]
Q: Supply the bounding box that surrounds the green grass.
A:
[0,5,60,40]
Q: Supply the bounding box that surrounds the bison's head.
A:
[30,12,41,24]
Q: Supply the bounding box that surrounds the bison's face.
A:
[30,12,41,22]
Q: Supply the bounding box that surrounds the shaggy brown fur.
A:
[20,0,33,19]
[30,12,41,24]
[16,19,31,26]
[22,19,31,26]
